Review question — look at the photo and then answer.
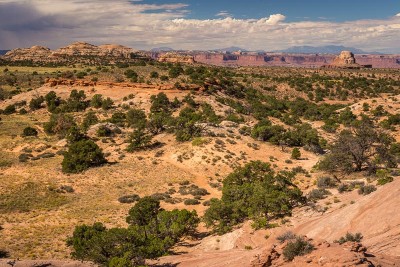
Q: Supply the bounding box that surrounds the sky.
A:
[0,0,399,53]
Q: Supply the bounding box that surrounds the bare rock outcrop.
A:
[3,46,52,61]
[2,42,143,63]
[327,50,362,68]
[157,52,195,64]
[53,42,136,59]
[251,238,397,267]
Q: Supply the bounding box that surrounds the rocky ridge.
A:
[1,42,142,63]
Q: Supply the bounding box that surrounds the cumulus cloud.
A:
[0,0,399,53]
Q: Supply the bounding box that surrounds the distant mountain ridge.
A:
[213,46,248,53]
[0,50,10,55]
[150,47,174,52]
[276,45,383,54]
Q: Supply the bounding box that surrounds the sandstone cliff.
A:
[2,42,142,64]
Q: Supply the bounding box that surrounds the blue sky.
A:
[142,0,399,21]
[0,0,399,52]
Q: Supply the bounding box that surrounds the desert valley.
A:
[1,1,400,266]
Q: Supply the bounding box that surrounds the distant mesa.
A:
[1,41,143,64]
[276,45,383,55]
[157,52,195,64]
[213,46,248,53]
[1,42,399,68]
[151,47,175,52]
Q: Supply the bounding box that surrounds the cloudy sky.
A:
[0,0,399,53]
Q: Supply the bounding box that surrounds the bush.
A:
[45,91,62,112]
[44,113,76,137]
[0,249,9,258]
[118,194,140,204]
[204,161,304,233]
[91,94,103,108]
[283,237,314,261]
[291,148,301,160]
[101,97,114,110]
[82,111,99,130]
[22,126,38,137]
[29,96,45,110]
[277,231,296,243]
[184,199,200,205]
[97,125,112,137]
[126,128,153,152]
[338,183,349,193]
[316,177,337,189]
[68,198,199,265]
[3,104,16,115]
[335,232,363,244]
[62,139,107,173]
[308,188,331,200]
[19,153,32,162]
[126,108,146,129]
[376,169,394,185]
[192,137,209,146]
[358,184,376,195]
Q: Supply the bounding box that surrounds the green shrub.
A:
[68,198,199,265]
[316,177,337,189]
[62,139,107,173]
[376,169,394,185]
[308,188,331,200]
[29,96,45,110]
[283,237,314,261]
[97,125,112,137]
[126,128,153,152]
[118,194,140,204]
[44,113,76,137]
[126,108,146,129]
[192,137,209,146]
[91,94,103,108]
[204,161,304,234]
[358,184,376,195]
[3,104,16,115]
[82,111,99,130]
[335,232,363,244]
[22,126,38,137]
[184,199,200,205]
[291,148,301,160]
[101,97,114,110]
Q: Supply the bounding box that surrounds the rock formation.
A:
[3,46,52,61]
[251,238,399,267]
[157,52,195,64]
[192,52,400,68]
[2,42,144,64]
[327,50,363,68]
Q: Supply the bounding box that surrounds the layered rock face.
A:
[157,52,195,64]
[193,52,400,68]
[2,42,140,63]
[3,46,52,61]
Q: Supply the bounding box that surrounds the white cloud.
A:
[216,11,232,18]
[0,0,399,53]
[396,13,400,17]
[264,14,286,25]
